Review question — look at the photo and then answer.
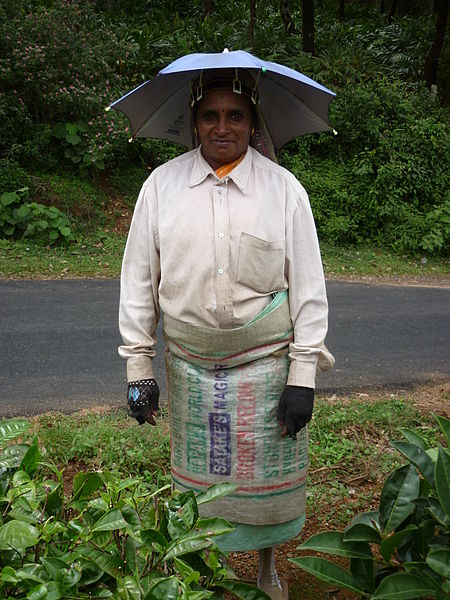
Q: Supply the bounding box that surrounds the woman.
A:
[119,68,334,600]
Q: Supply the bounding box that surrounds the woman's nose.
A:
[214,114,229,133]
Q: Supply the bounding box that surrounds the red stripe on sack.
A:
[171,466,307,493]
[168,336,293,363]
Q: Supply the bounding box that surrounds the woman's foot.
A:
[259,575,288,600]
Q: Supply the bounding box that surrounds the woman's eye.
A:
[231,112,243,120]
[201,112,216,121]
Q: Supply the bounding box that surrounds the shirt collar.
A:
[189,146,253,193]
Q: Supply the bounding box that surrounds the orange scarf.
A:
[215,155,244,179]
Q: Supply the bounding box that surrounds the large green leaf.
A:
[117,575,142,600]
[0,444,30,470]
[214,579,270,599]
[297,531,372,558]
[343,522,381,543]
[399,428,429,451]
[26,584,49,600]
[92,508,129,532]
[196,482,238,505]
[167,491,198,539]
[192,517,234,538]
[435,445,450,520]
[0,419,29,447]
[371,572,436,599]
[433,413,450,445]
[0,520,39,550]
[427,497,449,527]
[379,524,417,562]
[164,537,213,560]
[379,464,419,532]
[19,436,40,476]
[426,548,450,579]
[290,556,366,595]
[140,528,167,552]
[145,576,179,600]
[391,441,435,487]
[350,557,374,593]
[72,472,104,501]
[75,546,123,578]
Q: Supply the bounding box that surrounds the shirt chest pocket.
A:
[236,232,286,293]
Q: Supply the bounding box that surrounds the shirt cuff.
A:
[287,359,317,389]
[127,355,155,382]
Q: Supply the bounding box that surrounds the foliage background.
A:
[0,0,449,256]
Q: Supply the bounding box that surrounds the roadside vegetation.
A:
[1,385,448,598]
[0,0,449,281]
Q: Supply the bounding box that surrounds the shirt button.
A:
[218,268,224,275]
[218,232,224,239]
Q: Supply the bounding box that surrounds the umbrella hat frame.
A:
[110,50,336,149]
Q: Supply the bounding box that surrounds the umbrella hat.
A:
[110,49,335,149]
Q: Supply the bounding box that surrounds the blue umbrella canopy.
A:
[110,50,335,149]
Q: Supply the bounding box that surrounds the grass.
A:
[1,236,449,281]
[321,242,450,280]
[1,168,449,281]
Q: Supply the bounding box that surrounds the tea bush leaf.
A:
[145,576,179,599]
[435,445,450,520]
[379,524,417,563]
[434,413,450,446]
[399,428,429,451]
[343,522,381,543]
[92,507,129,532]
[196,481,238,505]
[140,528,168,552]
[163,537,213,560]
[426,548,450,579]
[0,520,39,550]
[0,419,30,447]
[214,579,271,599]
[19,435,40,476]
[390,440,435,487]
[297,531,372,558]
[379,464,419,532]
[290,556,366,595]
[371,572,436,599]
[75,545,123,578]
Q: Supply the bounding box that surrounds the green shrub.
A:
[0,188,73,244]
[0,158,30,194]
[0,418,268,599]
[292,413,450,599]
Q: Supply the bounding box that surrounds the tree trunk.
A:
[204,0,215,15]
[380,0,385,13]
[302,0,315,54]
[424,0,449,87]
[249,0,256,48]
[388,0,399,22]
[339,0,345,20]
[280,0,296,34]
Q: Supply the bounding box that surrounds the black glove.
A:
[277,385,314,440]
[127,379,160,425]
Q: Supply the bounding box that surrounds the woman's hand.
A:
[127,379,160,425]
[277,385,314,440]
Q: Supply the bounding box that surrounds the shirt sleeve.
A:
[285,180,334,388]
[118,178,161,382]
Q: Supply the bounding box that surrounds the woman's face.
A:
[195,89,253,170]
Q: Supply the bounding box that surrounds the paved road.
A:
[0,279,448,417]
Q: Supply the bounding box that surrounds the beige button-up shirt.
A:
[119,146,333,388]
